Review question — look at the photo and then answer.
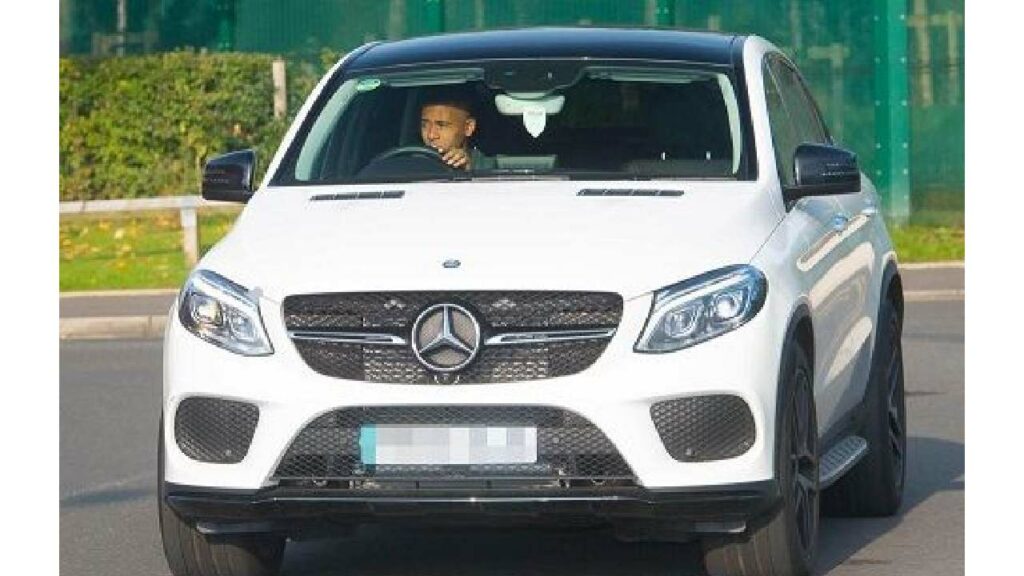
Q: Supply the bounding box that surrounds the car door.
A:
[764,55,872,435]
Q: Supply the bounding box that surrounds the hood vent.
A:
[310,190,404,202]
[577,188,684,197]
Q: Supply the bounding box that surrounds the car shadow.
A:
[279,436,962,576]
[816,435,963,573]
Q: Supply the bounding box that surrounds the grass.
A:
[59,210,964,292]
[59,209,240,291]
[889,223,965,263]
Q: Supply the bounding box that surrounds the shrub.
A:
[59,50,338,200]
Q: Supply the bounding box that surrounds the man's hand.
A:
[438,147,471,170]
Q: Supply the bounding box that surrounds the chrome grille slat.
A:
[283,291,622,384]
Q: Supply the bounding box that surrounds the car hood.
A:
[201,181,781,302]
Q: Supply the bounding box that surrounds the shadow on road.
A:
[276,436,962,576]
[817,435,963,573]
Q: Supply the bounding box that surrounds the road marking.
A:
[904,289,964,302]
[60,471,155,504]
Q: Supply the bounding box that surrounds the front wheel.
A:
[822,298,906,517]
[158,417,286,576]
[702,342,819,576]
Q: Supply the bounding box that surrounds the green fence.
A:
[60,0,964,225]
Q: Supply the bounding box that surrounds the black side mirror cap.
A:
[784,143,860,206]
[202,149,257,203]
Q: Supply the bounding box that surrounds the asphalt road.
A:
[59,299,964,576]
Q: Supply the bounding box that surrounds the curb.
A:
[60,315,167,340]
[59,289,963,340]
[60,288,180,299]
[56,262,965,299]
[899,261,964,270]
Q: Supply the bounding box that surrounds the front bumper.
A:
[166,479,780,536]
[164,286,789,491]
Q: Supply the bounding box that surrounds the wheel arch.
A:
[881,257,904,329]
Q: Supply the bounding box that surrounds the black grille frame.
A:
[174,397,259,464]
[650,395,756,462]
[273,406,635,481]
[283,291,622,384]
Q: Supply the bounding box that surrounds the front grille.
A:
[273,406,634,481]
[284,291,622,384]
[650,395,755,462]
[174,397,259,464]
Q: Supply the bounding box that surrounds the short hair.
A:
[420,87,476,118]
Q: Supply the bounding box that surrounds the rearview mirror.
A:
[202,149,256,203]
[783,143,860,206]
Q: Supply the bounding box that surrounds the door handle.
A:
[861,205,878,218]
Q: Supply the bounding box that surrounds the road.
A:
[59,299,963,576]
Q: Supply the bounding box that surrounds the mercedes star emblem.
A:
[411,303,481,373]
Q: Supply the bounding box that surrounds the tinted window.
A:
[763,55,829,186]
[273,62,750,185]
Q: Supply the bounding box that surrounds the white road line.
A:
[905,289,965,302]
[60,471,155,504]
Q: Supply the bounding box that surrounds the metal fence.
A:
[60,0,964,225]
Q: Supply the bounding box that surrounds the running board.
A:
[819,436,868,489]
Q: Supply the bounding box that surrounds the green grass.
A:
[889,224,965,263]
[59,210,240,291]
[59,211,964,292]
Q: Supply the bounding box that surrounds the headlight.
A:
[635,265,767,353]
[178,270,273,356]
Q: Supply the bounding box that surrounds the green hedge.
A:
[59,50,338,201]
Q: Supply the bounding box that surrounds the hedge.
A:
[59,50,338,201]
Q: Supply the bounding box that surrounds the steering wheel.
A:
[356,145,456,179]
[371,145,448,165]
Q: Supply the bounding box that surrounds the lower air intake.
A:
[650,395,755,462]
[273,406,634,481]
[174,397,259,464]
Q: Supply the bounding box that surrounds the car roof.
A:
[347,27,743,71]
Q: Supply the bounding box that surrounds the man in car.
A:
[420,95,494,171]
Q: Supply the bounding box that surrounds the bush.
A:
[59,50,339,201]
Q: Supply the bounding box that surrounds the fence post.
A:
[424,0,444,33]
[873,0,912,225]
[272,58,287,120]
[180,200,199,267]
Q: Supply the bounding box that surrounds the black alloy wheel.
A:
[885,311,907,495]
[790,367,819,556]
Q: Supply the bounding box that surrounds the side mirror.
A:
[202,149,257,203]
[784,143,860,206]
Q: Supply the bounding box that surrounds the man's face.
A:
[420,103,476,152]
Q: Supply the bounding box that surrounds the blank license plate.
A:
[359,425,537,465]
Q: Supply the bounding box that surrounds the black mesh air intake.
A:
[273,406,634,481]
[650,395,755,462]
[174,397,259,464]
[283,291,622,384]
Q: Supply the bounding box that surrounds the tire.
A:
[158,416,286,576]
[822,298,906,517]
[702,342,819,576]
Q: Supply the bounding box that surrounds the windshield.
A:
[272,60,751,185]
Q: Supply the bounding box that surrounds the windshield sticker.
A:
[356,78,382,92]
[522,105,547,138]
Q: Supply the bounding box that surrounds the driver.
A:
[420,96,493,170]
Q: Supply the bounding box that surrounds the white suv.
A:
[159,28,906,576]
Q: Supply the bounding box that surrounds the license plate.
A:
[358,425,538,465]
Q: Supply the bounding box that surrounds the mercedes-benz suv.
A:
[159,27,906,576]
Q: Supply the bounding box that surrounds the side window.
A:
[764,55,830,186]
[763,60,800,186]
[771,57,828,146]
